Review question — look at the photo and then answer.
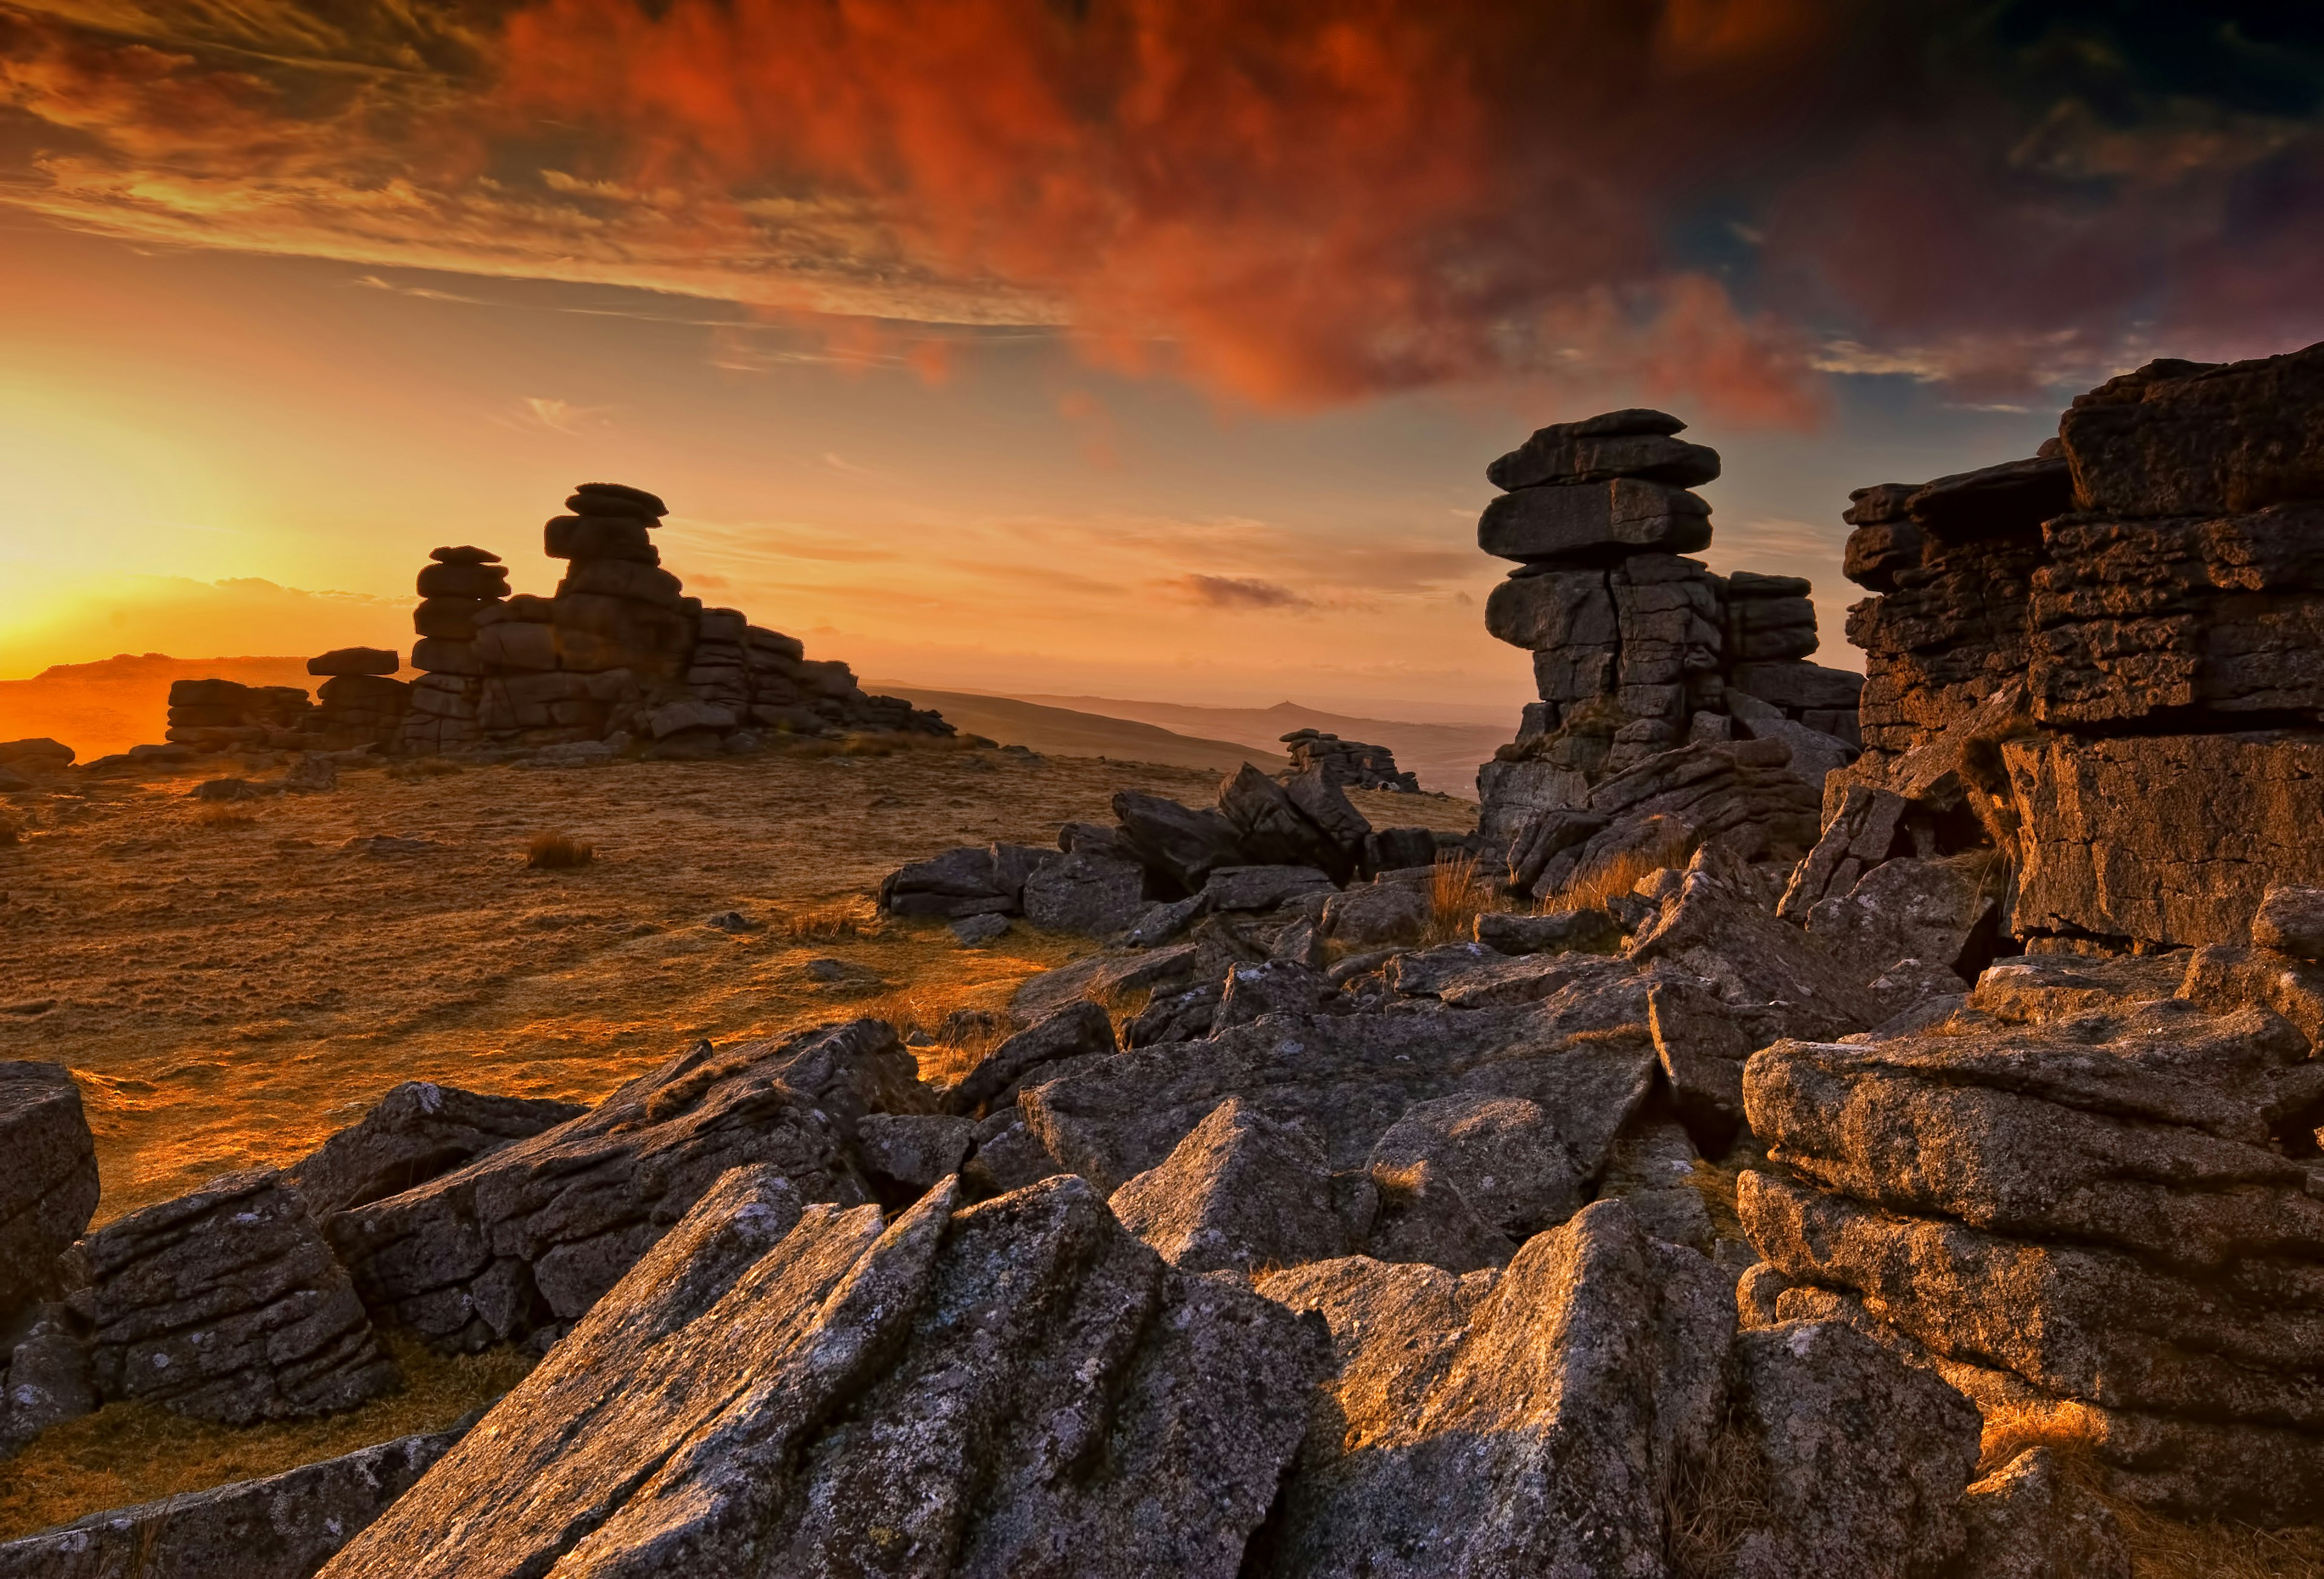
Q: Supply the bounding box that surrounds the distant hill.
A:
[873,688,1285,777]
[0,653,364,761]
[1000,694,1505,798]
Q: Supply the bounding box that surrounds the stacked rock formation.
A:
[163,678,318,752]
[389,482,946,758]
[1472,409,1863,867]
[1280,728,1419,791]
[400,545,509,755]
[306,648,407,749]
[1826,340,2324,948]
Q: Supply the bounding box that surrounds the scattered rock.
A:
[948,911,1011,946]
[852,1112,977,1193]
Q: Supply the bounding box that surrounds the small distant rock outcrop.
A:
[1280,728,1419,792]
[92,482,950,766]
[1470,409,1862,881]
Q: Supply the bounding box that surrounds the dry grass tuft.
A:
[526,830,595,870]
[189,801,258,829]
[855,980,1016,1089]
[0,1333,532,1541]
[1540,840,1693,914]
[1666,1422,1774,1579]
[1424,852,1508,945]
[784,898,872,942]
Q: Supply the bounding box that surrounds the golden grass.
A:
[0,1333,532,1541]
[1424,852,1509,945]
[525,830,595,869]
[784,898,872,943]
[1539,841,1693,913]
[384,757,462,781]
[1666,1420,1773,1579]
[189,800,258,829]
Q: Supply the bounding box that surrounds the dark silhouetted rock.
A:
[1112,789,1249,895]
[306,647,399,677]
[1487,412,1720,491]
[1320,881,1430,947]
[66,1170,398,1423]
[1474,907,1620,956]
[1022,849,1146,937]
[1479,478,1713,562]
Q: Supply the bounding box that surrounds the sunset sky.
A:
[4,1,2321,717]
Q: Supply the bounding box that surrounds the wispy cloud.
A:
[1166,574,1313,611]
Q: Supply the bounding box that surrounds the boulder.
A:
[1473,907,1620,955]
[0,1418,470,1579]
[566,480,668,517]
[1724,1319,1982,1578]
[878,841,1055,919]
[543,514,658,561]
[948,999,1117,1115]
[1023,995,1658,1195]
[1728,660,1866,713]
[1365,1092,1583,1238]
[413,561,508,600]
[1218,766,1367,884]
[306,647,399,677]
[1594,1117,1714,1252]
[1960,1447,2131,1579]
[286,1080,588,1218]
[1478,478,1713,562]
[1319,881,1430,947]
[2059,343,2324,517]
[319,1170,1325,1579]
[0,1304,95,1454]
[1109,1098,1351,1274]
[1804,853,1994,980]
[1629,867,1882,1037]
[0,737,73,769]
[1021,849,1146,937]
[1486,413,1721,491]
[1201,864,1336,913]
[1359,1158,1515,1272]
[1215,959,1329,1030]
[2251,882,2324,961]
[327,1022,920,1348]
[1112,790,1249,895]
[852,1112,977,1193]
[0,1063,99,1322]
[1483,565,1620,651]
[1361,826,1438,873]
[65,1170,399,1423]
[1252,1199,1731,1577]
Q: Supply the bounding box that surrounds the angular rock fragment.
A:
[287,1080,587,1218]
[321,1169,1325,1579]
[67,1170,399,1423]
[1959,1447,2130,1579]
[1021,847,1146,936]
[950,998,1116,1114]
[1215,959,1328,1029]
[0,1418,471,1579]
[1252,1200,1731,1577]
[1113,789,1249,895]
[1723,1318,1981,1579]
[328,1021,917,1347]
[852,1112,976,1193]
[1479,476,1713,562]
[1110,1098,1350,1274]
[0,1062,99,1322]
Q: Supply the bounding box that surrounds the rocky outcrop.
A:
[1281,729,1419,791]
[320,1169,1326,1578]
[1472,408,1861,872]
[1738,951,2324,1523]
[0,1062,99,1324]
[287,1081,586,1218]
[64,1170,399,1424]
[0,1417,471,1579]
[1831,341,2324,948]
[163,678,317,753]
[326,1020,922,1348]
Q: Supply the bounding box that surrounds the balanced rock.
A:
[305,646,398,677]
[564,481,667,517]
[1479,476,1713,562]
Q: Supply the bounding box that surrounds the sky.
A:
[2,1,2321,718]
